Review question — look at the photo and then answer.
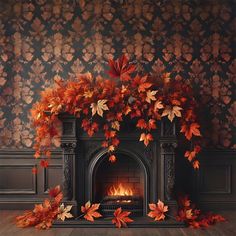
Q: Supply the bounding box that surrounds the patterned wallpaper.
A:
[0,0,235,149]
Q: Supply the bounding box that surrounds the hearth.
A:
[56,113,184,227]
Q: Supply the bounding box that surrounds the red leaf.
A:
[40,160,49,168]
[180,123,201,140]
[112,207,133,228]
[81,201,102,222]
[148,200,168,221]
[108,55,135,80]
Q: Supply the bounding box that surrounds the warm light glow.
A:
[107,183,133,196]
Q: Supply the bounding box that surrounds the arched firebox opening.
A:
[88,149,149,217]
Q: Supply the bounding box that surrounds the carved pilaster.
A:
[161,143,177,201]
[61,142,76,200]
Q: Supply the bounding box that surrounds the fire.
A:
[107,183,133,196]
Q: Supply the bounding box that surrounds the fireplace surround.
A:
[55,113,184,227]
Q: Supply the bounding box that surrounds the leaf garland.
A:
[31,55,202,169]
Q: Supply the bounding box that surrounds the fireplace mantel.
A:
[58,113,180,226]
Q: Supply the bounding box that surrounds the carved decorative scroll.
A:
[61,142,76,200]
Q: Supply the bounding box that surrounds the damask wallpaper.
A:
[0,0,235,150]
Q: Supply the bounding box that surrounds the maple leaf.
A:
[112,207,133,228]
[91,99,109,117]
[109,155,117,163]
[154,100,164,111]
[108,55,135,80]
[49,185,61,198]
[184,150,197,162]
[148,119,156,130]
[161,105,182,122]
[139,133,153,146]
[193,160,200,169]
[57,204,73,221]
[136,119,147,129]
[32,167,37,174]
[111,121,120,131]
[180,123,201,140]
[138,82,152,93]
[40,159,49,168]
[81,201,102,222]
[148,200,168,221]
[146,90,157,103]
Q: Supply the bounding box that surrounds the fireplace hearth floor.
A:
[53,217,186,228]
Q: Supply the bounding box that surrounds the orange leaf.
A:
[184,150,197,162]
[138,82,152,93]
[180,123,201,140]
[81,201,102,222]
[146,90,157,103]
[112,207,133,228]
[139,133,153,146]
[193,160,200,169]
[148,200,168,221]
[32,167,37,174]
[109,155,117,163]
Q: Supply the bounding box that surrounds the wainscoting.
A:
[0,148,235,210]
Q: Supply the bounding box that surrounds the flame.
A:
[107,183,133,196]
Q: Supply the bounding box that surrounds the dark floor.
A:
[0,210,235,236]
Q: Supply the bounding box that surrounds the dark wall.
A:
[0,0,235,209]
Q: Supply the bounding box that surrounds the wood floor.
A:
[0,210,235,236]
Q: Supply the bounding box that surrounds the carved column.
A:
[161,143,177,201]
[160,119,177,202]
[61,142,76,200]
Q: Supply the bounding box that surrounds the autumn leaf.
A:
[154,100,164,111]
[184,150,197,162]
[91,99,109,117]
[138,82,152,93]
[57,204,73,221]
[81,201,102,222]
[49,185,61,198]
[148,200,168,221]
[146,90,157,103]
[161,105,182,122]
[193,160,200,169]
[111,121,120,131]
[109,155,117,163]
[180,123,201,140]
[108,55,135,80]
[40,159,49,168]
[139,133,153,146]
[32,167,37,174]
[136,119,147,129]
[112,207,133,228]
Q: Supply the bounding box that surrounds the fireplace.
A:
[94,152,144,217]
[57,113,183,227]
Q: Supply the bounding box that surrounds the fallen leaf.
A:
[57,204,73,221]
[112,207,133,228]
[81,201,102,222]
[148,200,168,221]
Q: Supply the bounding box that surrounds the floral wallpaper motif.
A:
[0,0,235,149]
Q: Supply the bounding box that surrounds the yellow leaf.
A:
[111,121,120,131]
[146,90,157,103]
[154,100,164,111]
[90,99,109,117]
[161,105,182,122]
[57,204,73,221]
